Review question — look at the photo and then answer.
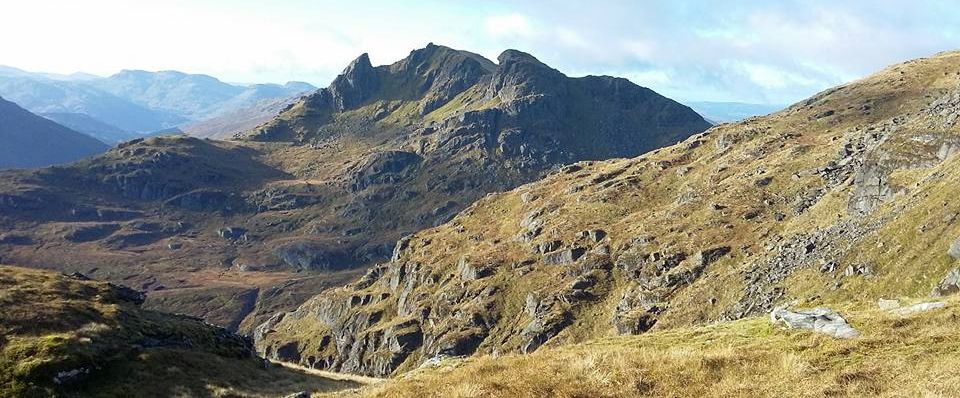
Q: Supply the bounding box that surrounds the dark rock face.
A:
[348,151,422,192]
[0,233,32,245]
[391,43,497,115]
[259,290,424,375]
[255,230,612,377]
[217,226,248,241]
[612,286,660,335]
[165,189,239,212]
[520,293,572,353]
[611,245,732,335]
[697,246,732,267]
[457,257,495,280]
[273,240,354,271]
[236,43,709,270]
[106,282,146,305]
[102,231,165,248]
[542,247,586,265]
[328,53,380,111]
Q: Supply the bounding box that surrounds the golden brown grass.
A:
[0,265,360,398]
[260,51,960,381]
[338,296,960,398]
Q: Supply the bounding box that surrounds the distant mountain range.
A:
[0,65,315,142]
[86,69,314,121]
[180,95,305,139]
[0,96,108,169]
[0,63,784,151]
[40,111,142,144]
[686,101,785,123]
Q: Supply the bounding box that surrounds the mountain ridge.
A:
[253,49,960,377]
[0,66,315,137]
[0,44,709,338]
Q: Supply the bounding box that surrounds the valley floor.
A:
[327,296,960,398]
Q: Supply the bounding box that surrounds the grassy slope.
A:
[340,296,960,397]
[259,51,960,377]
[1,45,708,335]
[0,265,359,398]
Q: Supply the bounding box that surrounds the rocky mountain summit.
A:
[0,44,708,334]
[236,43,710,271]
[255,50,960,377]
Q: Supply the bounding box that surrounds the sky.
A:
[2,0,958,104]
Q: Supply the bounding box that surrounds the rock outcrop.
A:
[254,50,960,376]
[0,44,708,333]
[770,307,860,339]
[932,268,960,297]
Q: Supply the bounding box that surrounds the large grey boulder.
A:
[542,247,586,265]
[770,306,859,339]
[457,257,494,280]
[217,226,247,241]
[948,238,960,260]
[931,268,960,297]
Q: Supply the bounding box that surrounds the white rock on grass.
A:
[889,302,946,316]
[877,298,900,310]
[770,306,860,339]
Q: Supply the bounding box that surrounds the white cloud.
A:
[0,0,957,104]
[624,70,672,87]
[738,62,818,89]
[555,28,588,48]
[622,39,658,59]
[484,13,536,39]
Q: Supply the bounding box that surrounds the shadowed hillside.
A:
[0,97,108,169]
[0,265,360,397]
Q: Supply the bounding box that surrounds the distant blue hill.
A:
[0,96,108,169]
[0,66,316,138]
[686,101,785,123]
[0,76,187,133]
[41,112,141,144]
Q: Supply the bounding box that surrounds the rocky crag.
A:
[0,44,709,333]
[256,51,960,377]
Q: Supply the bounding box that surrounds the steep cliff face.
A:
[236,43,710,271]
[0,44,707,333]
[256,51,960,376]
